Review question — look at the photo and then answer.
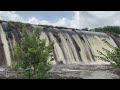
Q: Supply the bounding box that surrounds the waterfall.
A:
[0,24,11,66]
[82,31,117,64]
[0,22,119,66]
[40,31,56,64]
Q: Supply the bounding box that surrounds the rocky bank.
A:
[0,65,120,79]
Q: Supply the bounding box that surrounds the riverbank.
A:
[49,64,120,79]
[0,65,120,79]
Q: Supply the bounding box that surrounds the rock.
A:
[0,67,17,79]
[58,61,64,65]
[49,64,120,79]
[0,65,120,79]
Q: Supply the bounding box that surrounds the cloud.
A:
[79,11,120,28]
[51,11,81,29]
[87,11,116,18]
[0,11,81,29]
[0,11,120,29]
[0,11,25,22]
[27,17,40,24]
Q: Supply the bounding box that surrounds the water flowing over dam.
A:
[0,21,120,67]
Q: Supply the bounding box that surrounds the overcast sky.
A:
[0,11,120,29]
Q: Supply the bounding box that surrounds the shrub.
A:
[13,24,54,79]
[96,39,120,68]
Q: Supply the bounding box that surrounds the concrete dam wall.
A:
[0,21,119,67]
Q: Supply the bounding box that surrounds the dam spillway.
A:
[0,21,119,66]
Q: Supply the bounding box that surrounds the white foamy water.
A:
[0,23,118,66]
[0,68,5,71]
[0,25,11,66]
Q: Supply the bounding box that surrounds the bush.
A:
[96,39,120,68]
[90,26,120,34]
[13,24,54,79]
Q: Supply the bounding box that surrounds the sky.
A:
[0,11,120,29]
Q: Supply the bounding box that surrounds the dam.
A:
[0,20,120,67]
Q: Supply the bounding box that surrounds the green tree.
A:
[90,26,120,34]
[12,24,54,79]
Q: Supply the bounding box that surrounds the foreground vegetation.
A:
[88,26,120,69]
[12,24,54,79]
[96,39,120,68]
